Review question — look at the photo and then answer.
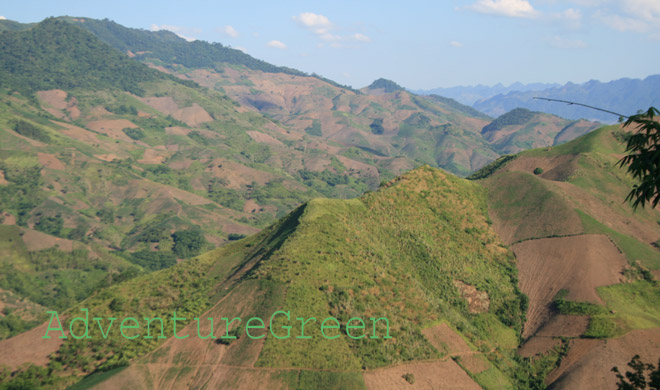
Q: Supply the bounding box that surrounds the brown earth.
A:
[204,159,276,189]
[36,90,80,120]
[0,322,66,370]
[518,337,562,358]
[456,354,491,375]
[513,234,627,339]
[547,328,660,389]
[549,180,660,247]
[453,280,490,314]
[20,227,75,252]
[363,360,481,390]
[536,315,589,338]
[137,149,167,165]
[86,119,138,142]
[503,154,579,182]
[0,170,8,185]
[1,212,16,225]
[246,131,284,146]
[139,96,213,126]
[54,122,101,145]
[421,323,472,356]
[37,153,65,170]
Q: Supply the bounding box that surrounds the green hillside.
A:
[0,166,538,389]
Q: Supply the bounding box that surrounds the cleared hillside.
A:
[472,124,660,389]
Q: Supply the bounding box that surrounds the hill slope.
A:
[0,166,534,389]
[481,108,600,154]
[470,124,660,389]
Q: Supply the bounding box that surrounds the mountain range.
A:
[0,16,658,390]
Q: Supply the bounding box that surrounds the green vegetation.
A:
[305,119,322,136]
[533,167,543,175]
[481,108,535,134]
[618,107,660,209]
[66,17,308,77]
[467,155,517,180]
[122,127,145,140]
[11,119,50,143]
[172,228,208,258]
[427,94,492,120]
[612,355,660,390]
[0,18,165,95]
[367,78,403,93]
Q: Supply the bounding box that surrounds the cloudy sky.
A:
[3,0,660,89]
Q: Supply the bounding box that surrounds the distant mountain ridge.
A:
[473,75,660,122]
[414,82,560,106]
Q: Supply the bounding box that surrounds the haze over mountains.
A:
[0,15,658,390]
[418,75,660,123]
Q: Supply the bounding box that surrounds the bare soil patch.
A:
[86,119,137,142]
[504,154,579,182]
[140,96,212,126]
[547,328,660,389]
[453,280,489,314]
[36,90,80,120]
[55,122,100,145]
[137,149,166,165]
[0,170,8,185]
[519,337,561,358]
[513,234,627,338]
[1,212,16,225]
[37,153,65,170]
[20,227,74,252]
[0,322,66,369]
[363,360,481,390]
[205,159,275,189]
[246,131,284,146]
[536,315,589,338]
[456,354,491,375]
[421,323,472,356]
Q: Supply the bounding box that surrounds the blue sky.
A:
[3,1,660,90]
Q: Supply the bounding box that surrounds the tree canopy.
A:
[618,107,660,210]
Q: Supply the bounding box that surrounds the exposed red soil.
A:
[139,96,213,126]
[547,328,660,389]
[453,280,490,314]
[0,322,66,370]
[246,131,284,146]
[1,212,16,225]
[204,159,275,189]
[504,155,579,181]
[0,170,8,185]
[37,153,65,170]
[86,119,138,142]
[421,323,472,356]
[513,234,627,338]
[54,122,101,145]
[549,180,660,247]
[36,90,80,120]
[456,354,491,375]
[536,315,589,338]
[363,360,481,390]
[137,149,167,165]
[20,227,74,252]
[518,337,562,358]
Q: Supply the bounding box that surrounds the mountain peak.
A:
[367,78,404,93]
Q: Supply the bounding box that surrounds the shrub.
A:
[533,167,544,175]
[402,373,415,384]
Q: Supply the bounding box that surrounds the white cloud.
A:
[353,33,371,42]
[293,12,371,47]
[449,40,464,47]
[293,12,332,34]
[0,16,6,20]
[573,0,660,35]
[267,40,287,49]
[467,0,539,18]
[150,24,199,42]
[548,35,587,48]
[222,25,239,38]
[596,12,650,32]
